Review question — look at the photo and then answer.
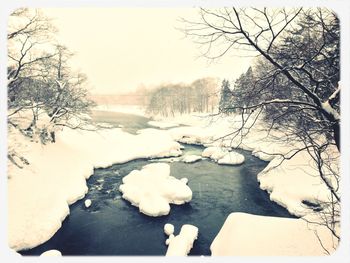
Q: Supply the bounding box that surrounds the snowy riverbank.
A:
[156,112,340,255]
[7,108,340,255]
[8,126,182,251]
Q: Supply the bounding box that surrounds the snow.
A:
[202,146,245,165]
[8,126,184,251]
[40,249,62,257]
[165,224,199,256]
[84,199,92,208]
[119,163,192,216]
[148,120,179,129]
[180,178,188,184]
[164,223,175,236]
[182,155,202,163]
[217,151,245,165]
[210,212,336,256]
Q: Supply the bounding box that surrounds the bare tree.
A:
[182,7,340,253]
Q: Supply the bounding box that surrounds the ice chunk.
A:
[166,224,199,256]
[119,163,192,216]
[164,223,175,236]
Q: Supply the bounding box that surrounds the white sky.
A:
[43,8,253,94]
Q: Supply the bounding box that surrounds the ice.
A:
[119,163,192,216]
[182,155,202,163]
[165,224,199,256]
[164,223,175,236]
[40,249,62,257]
[210,212,336,256]
[84,199,92,208]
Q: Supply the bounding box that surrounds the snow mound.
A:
[164,223,175,236]
[201,146,228,161]
[119,163,192,216]
[217,151,245,165]
[148,120,179,129]
[210,212,336,256]
[84,199,92,208]
[202,147,245,165]
[40,249,62,257]
[166,224,199,256]
[182,155,202,163]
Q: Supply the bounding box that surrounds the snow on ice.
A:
[119,163,192,216]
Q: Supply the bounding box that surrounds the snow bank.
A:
[148,120,179,129]
[182,155,202,163]
[8,127,183,251]
[166,224,199,256]
[119,163,192,216]
[40,249,62,257]
[211,212,336,256]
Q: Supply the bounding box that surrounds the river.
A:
[21,110,295,256]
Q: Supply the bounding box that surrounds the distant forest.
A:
[90,77,220,116]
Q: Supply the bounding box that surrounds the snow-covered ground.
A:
[119,163,192,216]
[148,120,179,129]
[8,125,183,251]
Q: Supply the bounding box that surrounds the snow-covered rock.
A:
[164,223,175,236]
[217,151,245,165]
[84,199,92,208]
[119,163,192,216]
[182,155,202,163]
[40,249,62,257]
[201,146,228,161]
[166,224,199,256]
[210,212,336,256]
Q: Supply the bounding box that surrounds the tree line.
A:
[146,77,219,116]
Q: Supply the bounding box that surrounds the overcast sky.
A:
[42,8,253,94]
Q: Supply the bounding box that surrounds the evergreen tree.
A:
[219,79,233,113]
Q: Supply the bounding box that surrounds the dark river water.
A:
[21,110,295,256]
